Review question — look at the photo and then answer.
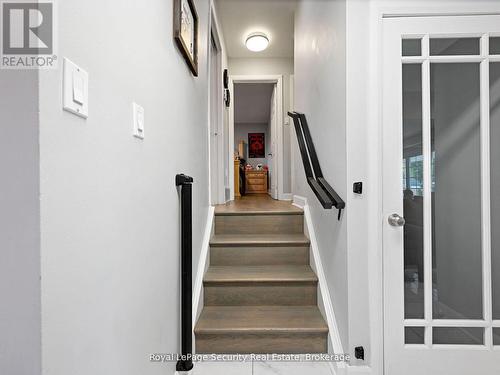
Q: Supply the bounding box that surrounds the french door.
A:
[383,15,500,374]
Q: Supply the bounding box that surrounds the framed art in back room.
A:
[248,133,265,158]
[173,0,198,76]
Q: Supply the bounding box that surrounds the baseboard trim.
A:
[302,200,345,362]
[328,361,339,375]
[193,206,215,328]
[292,194,307,209]
[348,366,372,374]
[280,193,293,201]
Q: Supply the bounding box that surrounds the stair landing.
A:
[214,194,302,214]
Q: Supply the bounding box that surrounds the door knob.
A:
[388,213,405,227]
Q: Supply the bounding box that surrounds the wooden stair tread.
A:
[215,197,303,215]
[210,233,310,247]
[215,211,303,216]
[195,306,328,334]
[199,195,327,353]
[204,265,317,283]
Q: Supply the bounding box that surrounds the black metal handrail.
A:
[175,174,194,372]
[288,112,345,219]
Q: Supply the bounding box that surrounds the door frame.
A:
[268,84,278,199]
[228,75,284,200]
[207,7,225,205]
[380,11,500,375]
[361,5,500,375]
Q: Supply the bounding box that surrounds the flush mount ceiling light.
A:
[245,33,269,52]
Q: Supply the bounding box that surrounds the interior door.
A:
[209,33,220,205]
[269,84,278,199]
[383,15,500,375]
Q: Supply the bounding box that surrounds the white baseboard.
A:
[280,193,293,201]
[192,206,215,328]
[301,198,372,375]
[329,361,344,375]
[346,365,372,374]
[301,200,345,360]
[330,364,372,375]
[292,194,307,209]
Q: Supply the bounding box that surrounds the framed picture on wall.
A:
[173,0,198,76]
[248,133,265,158]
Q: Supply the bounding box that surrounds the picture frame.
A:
[173,0,198,76]
[223,69,228,88]
[248,133,265,158]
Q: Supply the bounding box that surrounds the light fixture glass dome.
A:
[245,33,269,52]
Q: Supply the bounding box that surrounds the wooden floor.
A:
[215,194,301,214]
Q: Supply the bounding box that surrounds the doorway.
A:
[209,24,224,205]
[382,14,500,374]
[233,82,277,199]
[229,75,284,201]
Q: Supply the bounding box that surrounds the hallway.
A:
[4,1,500,375]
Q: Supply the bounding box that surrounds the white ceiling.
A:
[234,83,274,123]
[216,0,296,58]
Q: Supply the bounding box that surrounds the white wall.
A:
[35,0,221,374]
[229,57,293,194]
[293,0,349,351]
[0,71,41,375]
[234,83,274,123]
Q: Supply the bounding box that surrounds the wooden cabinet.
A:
[234,159,241,197]
[245,170,268,194]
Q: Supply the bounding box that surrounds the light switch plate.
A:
[72,72,84,104]
[63,58,88,118]
[133,102,145,139]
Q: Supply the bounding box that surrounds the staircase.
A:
[194,203,328,354]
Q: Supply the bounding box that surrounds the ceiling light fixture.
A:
[245,33,269,52]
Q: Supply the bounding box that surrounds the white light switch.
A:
[63,58,88,118]
[72,72,84,104]
[133,103,145,139]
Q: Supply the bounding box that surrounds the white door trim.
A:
[289,74,295,201]
[268,85,278,199]
[229,74,284,200]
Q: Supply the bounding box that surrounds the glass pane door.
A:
[400,34,497,346]
[430,62,483,323]
[384,15,500,375]
[402,63,424,320]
